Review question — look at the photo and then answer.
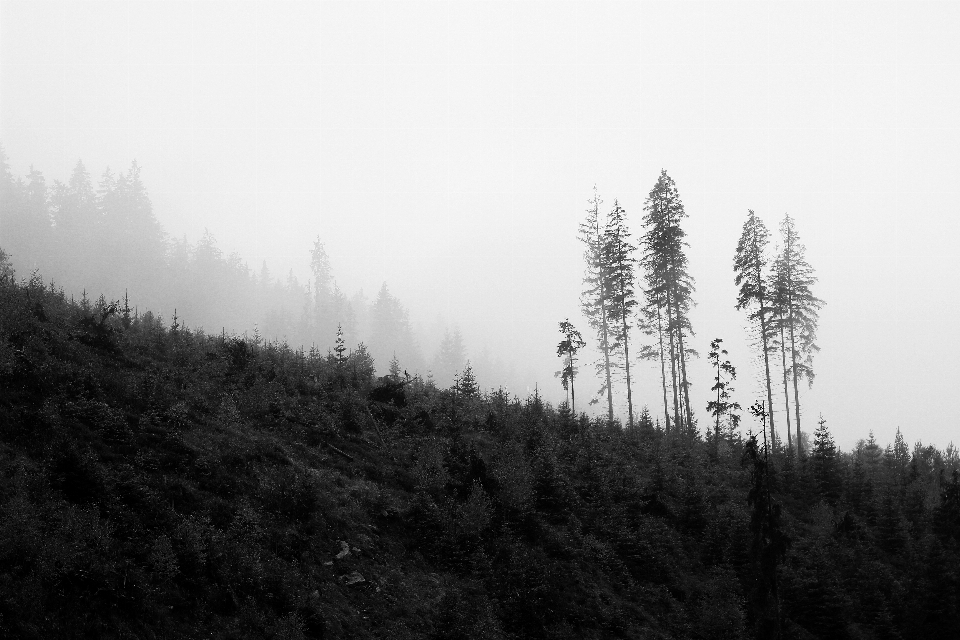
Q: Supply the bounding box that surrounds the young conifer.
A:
[556,319,586,413]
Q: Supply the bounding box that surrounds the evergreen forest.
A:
[1,150,959,639]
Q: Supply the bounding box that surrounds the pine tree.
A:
[734,210,778,456]
[556,319,586,413]
[770,213,823,459]
[706,338,741,452]
[334,323,346,366]
[579,186,617,424]
[388,353,402,379]
[812,415,840,504]
[641,170,696,436]
[604,200,639,428]
[458,361,479,397]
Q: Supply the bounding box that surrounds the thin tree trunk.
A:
[758,309,777,457]
[591,216,615,426]
[778,321,793,453]
[676,308,693,438]
[569,352,576,413]
[789,306,802,459]
[600,294,615,426]
[664,287,682,433]
[619,280,634,429]
[655,301,671,434]
[714,356,722,455]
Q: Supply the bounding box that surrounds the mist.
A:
[3,1,960,450]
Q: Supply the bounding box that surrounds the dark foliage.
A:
[0,271,958,638]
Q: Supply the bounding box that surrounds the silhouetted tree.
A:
[706,338,741,452]
[812,415,840,504]
[604,200,638,427]
[556,319,586,413]
[579,186,616,424]
[641,170,696,435]
[770,213,823,459]
[735,210,778,456]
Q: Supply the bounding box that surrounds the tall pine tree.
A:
[641,170,696,435]
[734,210,779,456]
[604,200,638,428]
[770,213,823,459]
[579,186,617,424]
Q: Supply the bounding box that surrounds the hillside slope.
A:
[0,267,958,639]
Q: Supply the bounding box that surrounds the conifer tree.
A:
[641,170,696,434]
[812,415,840,504]
[388,353,401,379]
[770,213,823,459]
[706,338,741,451]
[579,186,616,424]
[458,361,479,397]
[734,210,778,455]
[556,319,586,413]
[604,200,639,427]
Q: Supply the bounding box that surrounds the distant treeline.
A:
[0,147,503,388]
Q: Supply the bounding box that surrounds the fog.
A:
[3,1,960,450]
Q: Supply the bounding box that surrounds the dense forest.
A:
[0,149,503,390]
[2,148,960,639]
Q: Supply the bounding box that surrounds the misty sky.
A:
[2,1,959,450]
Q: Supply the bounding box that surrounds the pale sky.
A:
[2,1,959,450]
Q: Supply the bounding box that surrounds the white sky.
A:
[2,1,959,450]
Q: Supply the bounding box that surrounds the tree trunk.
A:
[778,322,793,453]
[599,296,615,427]
[664,287,682,433]
[676,308,693,438]
[619,282,634,429]
[758,308,777,457]
[789,306,802,459]
[655,301,671,434]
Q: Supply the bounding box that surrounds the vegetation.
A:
[0,262,958,638]
[640,171,696,436]
[3,151,959,638]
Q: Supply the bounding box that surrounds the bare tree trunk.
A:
[569,352,576,414]
[778,322,793,453]
[599,298,615,426]
[664,288,682,433]
[789,308,802,458]
[655,301,671,434]
[676,310,693,438]
[618,278,635,429]
[758,308,777,458]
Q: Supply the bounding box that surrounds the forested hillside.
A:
[0,149,509,387]
[1,260,958,639]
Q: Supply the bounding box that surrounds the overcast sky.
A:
[3,1,959,450]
